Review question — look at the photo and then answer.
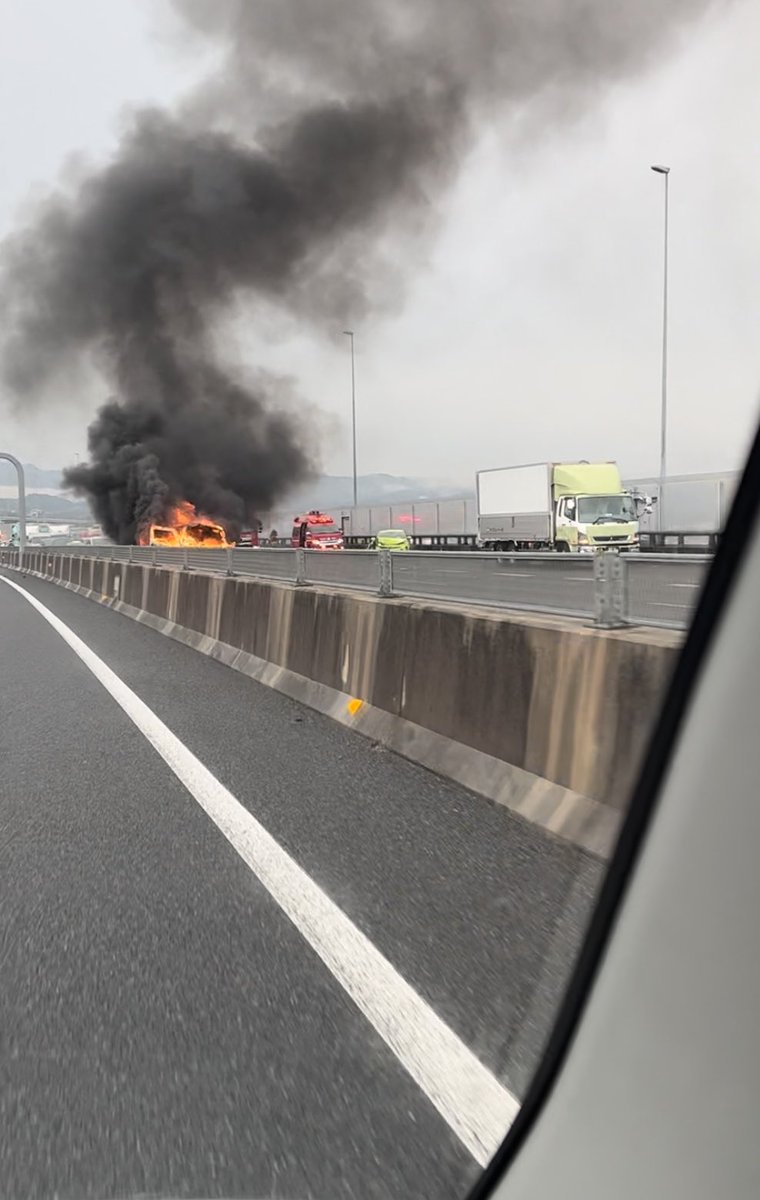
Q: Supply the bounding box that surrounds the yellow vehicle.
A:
[373,528,411,551]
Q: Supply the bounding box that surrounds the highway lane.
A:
[0,572,602,1199]
[625,556,708,625]
[393,552,708,626]
[393,553,596,617]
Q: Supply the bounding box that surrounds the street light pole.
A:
[651,164,670,529]
[343,329,358,507]
[0,452,26,554]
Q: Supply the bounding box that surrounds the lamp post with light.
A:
[651,164,670,528]
[343,330,358,508]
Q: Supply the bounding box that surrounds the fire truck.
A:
[236,518,263,548]
[291,511,344,550]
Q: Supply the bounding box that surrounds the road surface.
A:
[391,552,707,626]
[0,571,601,1199]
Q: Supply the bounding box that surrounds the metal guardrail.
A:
[345,530,718,553]
[638,530,720,554]
[344,534,481,551]
[0,545,708,630]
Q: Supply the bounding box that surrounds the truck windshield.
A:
[309,525,341,536]
[577,495,635,523]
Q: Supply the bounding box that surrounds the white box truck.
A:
[476,461,640,552]
[11,522,72,547]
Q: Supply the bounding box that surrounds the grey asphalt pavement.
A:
[0,573,602,1199]
[392,552,708,626]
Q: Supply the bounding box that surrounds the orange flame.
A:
[137,501,231,548]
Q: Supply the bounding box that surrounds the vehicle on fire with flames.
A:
[142,503,231,549]
[149,520,228,547]
[291,510,345,550]
[477,460,647,552]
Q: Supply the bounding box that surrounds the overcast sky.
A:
[0,0,758,486]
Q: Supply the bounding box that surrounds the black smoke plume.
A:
[0,0,716,541]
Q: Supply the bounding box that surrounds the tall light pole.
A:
[343,329,358,507]
[0,452,26,554]
[651,164,670,529]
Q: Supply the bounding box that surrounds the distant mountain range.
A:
[283,473,471,509]
[0,492,92,519]
[0,464,470,515]
[0,462,63,488]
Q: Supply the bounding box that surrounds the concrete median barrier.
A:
[5,549,681,858]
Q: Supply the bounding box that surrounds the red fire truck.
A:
[291,511,344,550]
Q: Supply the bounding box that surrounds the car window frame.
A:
[467,421,760,1200]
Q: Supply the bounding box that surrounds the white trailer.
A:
[476,464,554,546]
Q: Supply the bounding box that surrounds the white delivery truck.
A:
[11,522,72,547]
[476,461,640,552]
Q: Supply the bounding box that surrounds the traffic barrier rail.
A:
[637,530,720,554]
[345,530,717,553]
[0,545,708,629]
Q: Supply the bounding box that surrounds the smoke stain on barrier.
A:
[0,0,714,543]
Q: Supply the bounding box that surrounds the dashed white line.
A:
[0,575,519,1166]
[410,567,475,575]
[670,582,701,589]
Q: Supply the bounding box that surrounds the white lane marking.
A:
[422,567,484,575]
[494,571,534,578]
[651,602,690,609]
[1,576,518,1165]
[670,582,701,589]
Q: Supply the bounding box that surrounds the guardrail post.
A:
[594,551,628,628]
[182,546,189,571]
[129,546,134,563]
[225,548,234,576]
[294,548,308,586]
[378,550,393,597]
[151,547,158,566]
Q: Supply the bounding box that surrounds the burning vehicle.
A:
[138,502,230,548]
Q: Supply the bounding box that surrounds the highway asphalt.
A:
[392,552,708,626]
[0,571,602,1199]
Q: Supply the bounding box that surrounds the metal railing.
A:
[345,530,718,553]
[638,530,720,554]
[0,545,708,629]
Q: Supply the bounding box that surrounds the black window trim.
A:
[468,423,760,1200]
